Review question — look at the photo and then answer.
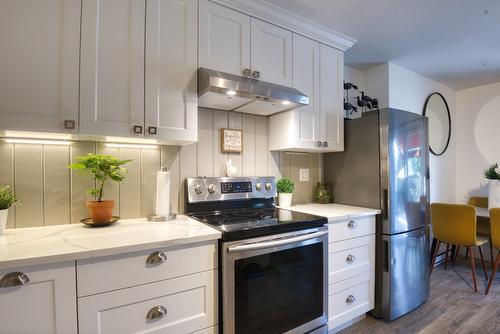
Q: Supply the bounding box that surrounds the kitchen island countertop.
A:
[0,216,221,269]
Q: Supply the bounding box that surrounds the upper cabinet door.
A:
[145,0,198,143]
[80,0,145,138]
[293,34,320,150]
[199,0,251,77]
[320,44,344,151]
[250,18,293,86]
[0,0,80,134]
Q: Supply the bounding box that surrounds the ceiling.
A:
[265,0,500,90]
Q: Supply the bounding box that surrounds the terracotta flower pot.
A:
[86,200,115,224]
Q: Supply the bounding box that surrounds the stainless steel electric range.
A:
[186,176,328,334]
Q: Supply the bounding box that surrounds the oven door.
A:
[222,227,328,334]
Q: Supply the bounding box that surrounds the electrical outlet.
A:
[299,168,310,182]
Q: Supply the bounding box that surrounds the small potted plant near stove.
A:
[0,185,19,235]
[484,163,500,210]
[277,177,295,208]
[69,154,132,225]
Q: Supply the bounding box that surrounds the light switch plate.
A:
[299,168,310,182]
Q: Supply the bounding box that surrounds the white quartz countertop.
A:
[0,216,221,270]
[286,203,381,222]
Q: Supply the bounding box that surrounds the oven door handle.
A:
[227,230,328,253]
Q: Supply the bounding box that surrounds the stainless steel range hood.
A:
[198,68,309,116]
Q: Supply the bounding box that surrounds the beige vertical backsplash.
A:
[0,108,322,229]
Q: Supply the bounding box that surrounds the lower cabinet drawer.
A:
[328,271,374,329]
[77,240,217,296]
[78,270,218,334]
[329,235,375,284]
[328,215,375,242]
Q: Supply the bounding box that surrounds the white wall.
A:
[455,81,500,203]
[387,63,457,203]
[364,63,389,109]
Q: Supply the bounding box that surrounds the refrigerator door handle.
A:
[383,239,389,272]
[383,189,389,219]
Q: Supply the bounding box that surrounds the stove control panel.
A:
[187,177,277,203]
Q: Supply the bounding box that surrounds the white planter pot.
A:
[0,209,8,235]
[279,193,293,208]
[488,180,500,210]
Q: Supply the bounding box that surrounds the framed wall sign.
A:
[220,128,243,153]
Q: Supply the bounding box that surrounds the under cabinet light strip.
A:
[4,138,72,145]
[105,143,159,149]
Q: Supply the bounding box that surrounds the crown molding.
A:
[209,0,356,51]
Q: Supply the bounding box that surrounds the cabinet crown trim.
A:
[210,0,356,51]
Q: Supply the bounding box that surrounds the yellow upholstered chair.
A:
[430,203,489,292]
[485,208,500,294]
[466,196,494,267]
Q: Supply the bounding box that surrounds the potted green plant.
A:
[0,185,19,235]
[69,154,132,224]
[484,163,500,210]
[277,177,295,208]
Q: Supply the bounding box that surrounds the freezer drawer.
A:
[376,226,430,320]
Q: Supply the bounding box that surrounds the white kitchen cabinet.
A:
[199,0,292,85]
[199,0,251,77]
[79,0,145,138]
[320,44,344,151]
[328,215,375,333]
[0,262,77,334]
[269,36,344,152]
[145,0,198,143]
[250,18,293,86]
[78,270,217,334]
[0,0,80,134]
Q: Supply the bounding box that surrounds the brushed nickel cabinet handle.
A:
[133,125,143,134]
[146,305,167,320]
[251,70,260,79]
[347,220,357,229]
[63,120,76,130]
[146,251,167,265]
[346,294,356,304]
[346,254,356,263]
[148,126,157,135]
[0,272,30,288]
[242,68,251,77]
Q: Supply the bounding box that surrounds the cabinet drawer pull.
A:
[0,272,30,288]
[317,141,322,147]
[133,125,143,134]
[148,126,157,135]
[146,251,167,265]
[322,141,328,148]
[146,305,167,320]
[346,254,356,263]
[251,70,260,79]
[347,220,357,229]
[63,119,76,130]
[242,68,251,77]
[346,294,356,304]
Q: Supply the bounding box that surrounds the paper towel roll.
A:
[155,170,171,217]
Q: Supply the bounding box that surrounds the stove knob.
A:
[255,183,262,191]
[194,184,204,195]
[265,183,272,191]
[207,184,217,194]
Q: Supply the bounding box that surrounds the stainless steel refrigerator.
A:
[324,108,430,321]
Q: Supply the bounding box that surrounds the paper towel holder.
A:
[147,167,176,222]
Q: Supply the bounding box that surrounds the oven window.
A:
[234,242,324,334]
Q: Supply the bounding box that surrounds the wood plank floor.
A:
[339,259,500,334]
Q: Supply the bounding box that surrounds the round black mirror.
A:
[423,92,451,156]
